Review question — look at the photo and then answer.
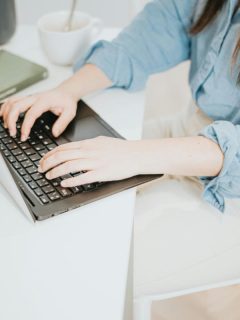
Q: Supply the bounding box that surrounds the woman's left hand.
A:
[38,136,140,187]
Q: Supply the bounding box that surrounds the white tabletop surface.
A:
[0,25,145,320]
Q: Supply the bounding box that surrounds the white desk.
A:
[0,25,145,320]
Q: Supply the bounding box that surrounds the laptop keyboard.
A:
[0,116,102,205]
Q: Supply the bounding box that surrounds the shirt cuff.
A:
[199,121,240,212]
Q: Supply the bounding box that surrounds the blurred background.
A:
[15,0,145,27]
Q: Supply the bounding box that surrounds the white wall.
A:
[15,0,133,27]
[130,0,148,14]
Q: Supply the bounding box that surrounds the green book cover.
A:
[0,50,48,101]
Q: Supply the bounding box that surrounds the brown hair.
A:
[191,0,240,79]
[190,0,226,35]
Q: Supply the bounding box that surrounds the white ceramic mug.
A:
[38,11,103,66]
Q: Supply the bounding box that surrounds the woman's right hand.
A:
[0,64,112,141]
[0,87,78,141]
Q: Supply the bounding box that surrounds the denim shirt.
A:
[74,0,240,212]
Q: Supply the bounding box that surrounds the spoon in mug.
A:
[64,0,78,32]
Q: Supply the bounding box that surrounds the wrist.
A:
[56,64,112,103]
[128,140,158,175]
[130,139,166,175]
[57,81,82,102]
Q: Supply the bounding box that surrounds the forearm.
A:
[57,64,112,101]
[135,136,224,177]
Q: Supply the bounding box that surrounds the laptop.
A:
[0,100,162,221]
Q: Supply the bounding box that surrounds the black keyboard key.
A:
[52,178,61,187]
[2,137,13,144]
[48,191,60,201]
[7,142,17,150]
[20,142,31,150]
[0,124,4,132]
[23,175,32,183]
[40,195,49,204]
[25,148,35,156]
[29,181,38,189]
[22,160,33,168]
[39,148,48,156]
[16,154,28,162]
[96,182,104,187]
[57,187,72,197]
[0,132,8,139]
[61,174,72,180]
[34,143,45,151]
[34,188,43,196]
[13,162,21,170]
[82,183,97,191]
[44,124,51,132]
[12,148,22,156]
[28,139,38,146]
[37,178,49,187]
[47,143,57,151]
[35,133,45,140]
[8,155,16,163]
[3,149,11,157]
[30,154,41,162]
[71,172,81,177]
[34,160,40,167]
[18,168,26,176]
[42,185,55,194]
[31,172,43,181]
[42,138,52,146]
[26,166,37,174]
[14,136,22,144]
[71,186,83,194]
[0,143,6,151]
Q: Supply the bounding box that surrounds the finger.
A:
[61,171,99,188]
[21,102,48,141]
[52,108,76,137]
[0,100,9,117]
[45,159,93,180]
[0,99,8,116]
[0,96,22,117]
[41,141,83,161]
[39,149,86,173]
[2,97,24,123]
[2,104,11,128]
[2,100,14,127]
[6,96,36,136]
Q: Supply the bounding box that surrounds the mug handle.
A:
[90,18,103,41]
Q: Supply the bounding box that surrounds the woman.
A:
[1,0,240,213]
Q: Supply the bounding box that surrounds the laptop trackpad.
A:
[63,116,116,142]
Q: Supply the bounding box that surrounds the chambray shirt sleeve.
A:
[74,0,195,91]
[199,121,240,213]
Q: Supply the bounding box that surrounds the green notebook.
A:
[0,50,48,101]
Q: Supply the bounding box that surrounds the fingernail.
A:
[61,181,67,187]
[38,167,43,173]
[21,135,27,142]
[46,172,51,179]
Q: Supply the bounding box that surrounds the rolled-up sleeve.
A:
[199,121,240,212]
[74,0,196,91]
